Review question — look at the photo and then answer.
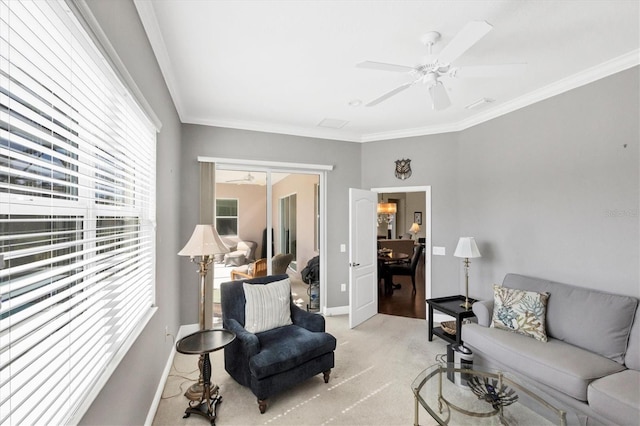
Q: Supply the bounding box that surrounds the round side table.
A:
[176,329,236,425]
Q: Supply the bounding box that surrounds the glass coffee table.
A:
[412,363,576,426]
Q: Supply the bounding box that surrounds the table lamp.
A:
[178,224,229,400]
[453,237,481,309]
[409,222,420,238]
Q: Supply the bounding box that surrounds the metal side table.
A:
[176,329,236,425]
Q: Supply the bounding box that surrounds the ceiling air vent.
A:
[318,118,349,129]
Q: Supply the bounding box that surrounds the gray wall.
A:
[179,125,361,324]
[362,67,639,300]
[80,1,183,424]
[459,67,639,299]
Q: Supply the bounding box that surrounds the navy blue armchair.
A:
[221,274,336,413]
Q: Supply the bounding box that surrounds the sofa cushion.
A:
[249,324,337,379]
[491,284,549,342]
[243,278,292,333]
[502,274,638,363]
[588,369,640,426]
[463,323,626,401]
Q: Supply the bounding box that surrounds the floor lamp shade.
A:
[178,224,229,257]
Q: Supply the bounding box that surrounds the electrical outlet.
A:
[341,283,346,292]
[164,326,170,342]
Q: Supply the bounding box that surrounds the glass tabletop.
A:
[176,328,236,355]
[412,363,576,426]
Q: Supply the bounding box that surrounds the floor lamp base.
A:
[185,383,204,401]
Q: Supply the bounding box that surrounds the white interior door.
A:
[348,188,377,328]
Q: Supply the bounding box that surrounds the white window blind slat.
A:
[1,1,156,424]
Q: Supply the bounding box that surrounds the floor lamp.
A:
[453,237,481,310]
[178,224,229,400]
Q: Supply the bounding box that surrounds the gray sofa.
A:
[462,273,639,426]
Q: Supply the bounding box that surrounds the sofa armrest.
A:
[472,300,494,327]
[291,303,325,332]
[225,318,260,357]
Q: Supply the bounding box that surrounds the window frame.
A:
[0,1,160,424]
[215,198,239,237]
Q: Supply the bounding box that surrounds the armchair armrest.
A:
[225,318,260,357]
[472,300,494,327]
[290,304,325,332]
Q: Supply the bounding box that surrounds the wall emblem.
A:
[394,159,412,180]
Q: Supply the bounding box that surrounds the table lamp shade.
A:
[178,224,229,256]
[409,223,420,234]
[453,237,481,259]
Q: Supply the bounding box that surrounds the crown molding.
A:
[186,116,363,143]
[133,0,186,122]
[452,49,640,133]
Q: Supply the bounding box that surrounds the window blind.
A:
[0,1,157,424]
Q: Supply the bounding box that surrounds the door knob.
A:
[350,262,360,267]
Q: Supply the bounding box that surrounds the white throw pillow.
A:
[243,278,293,333]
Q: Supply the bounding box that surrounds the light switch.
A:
[433,246,446,256]
[340,244,346,252]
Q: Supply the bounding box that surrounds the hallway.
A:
[378,251,426,319]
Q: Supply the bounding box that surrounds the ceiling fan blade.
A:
[357,61,416,73]
[428,82,451,111]
[453,63,527,78]
[436,21,493,65]
[366,82,414,107]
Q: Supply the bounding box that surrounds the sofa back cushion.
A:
[503,274,638,364]
[625,310,640,370]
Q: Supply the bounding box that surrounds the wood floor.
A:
[378,252,426,319]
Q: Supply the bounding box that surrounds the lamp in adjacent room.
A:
[178,224,229,401]
[408,222,420,238]
[453,237,481,310]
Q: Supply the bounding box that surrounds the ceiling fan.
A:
[226,172,256,183]
[357,21,525,110]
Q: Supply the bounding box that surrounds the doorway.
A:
[372,186,431,320]
[200,157,331,315]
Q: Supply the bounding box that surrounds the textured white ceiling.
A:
[135,1,639,142]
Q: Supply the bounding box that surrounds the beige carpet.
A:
[152,314,447,426]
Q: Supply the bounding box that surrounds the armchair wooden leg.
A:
[323,369,331,383]
[257,398,267,414]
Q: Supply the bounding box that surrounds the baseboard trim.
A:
[144,323,199,426]
[324,305,349,316]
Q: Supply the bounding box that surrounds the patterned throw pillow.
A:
[491,284,550,342]
[243,278,293,333]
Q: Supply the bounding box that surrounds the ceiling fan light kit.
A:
[357,20,525,111]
